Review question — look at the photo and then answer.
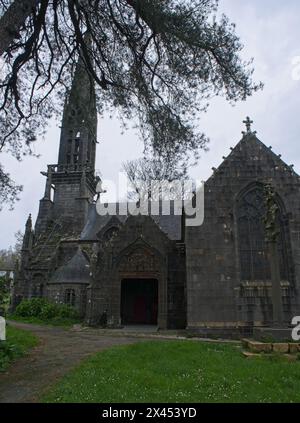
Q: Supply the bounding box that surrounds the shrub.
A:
[15,298,49,317]
[0,341,19,359]
[15,298,79,321]
[39,302,59,320]
[58,304,79,319]
[0,275,10,315]
[0,342,19,371]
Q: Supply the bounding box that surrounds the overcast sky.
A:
[1,0,300,250]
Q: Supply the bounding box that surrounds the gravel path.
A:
[0,321,142,403]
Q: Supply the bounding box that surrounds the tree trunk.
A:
[0,0,41,57]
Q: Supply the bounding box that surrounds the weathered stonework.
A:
[185,134,300,336]
[12,64,300,336]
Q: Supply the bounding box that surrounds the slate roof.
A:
[49,249,90,284]
[81,201,183,241]
[206,132,300,184]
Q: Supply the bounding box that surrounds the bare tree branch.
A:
[0,0,262,209]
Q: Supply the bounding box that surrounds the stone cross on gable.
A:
[242,116,257,137]
[243,116,253,133]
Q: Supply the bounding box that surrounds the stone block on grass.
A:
[272,343,289,353]
[289,343,300,354]
[247,340,272,353]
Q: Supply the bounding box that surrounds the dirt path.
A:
[0,321,143,403]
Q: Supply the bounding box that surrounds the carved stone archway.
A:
[113,242,167,329]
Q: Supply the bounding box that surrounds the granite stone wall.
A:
[185,134,300,335]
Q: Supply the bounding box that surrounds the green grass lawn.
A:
[9,314,81,328]
[0,325,38,372]
[43,340,300,403]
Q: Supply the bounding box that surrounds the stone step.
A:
[242,351,298,361]
[242,338,300,354]
[242,338,272,353]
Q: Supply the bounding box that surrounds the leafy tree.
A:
[14,229,24,255]
[0,163,22,210]
[0,230,23,268]
[0,275,10,313]
[122,155,190,201]
[0,248,15,269]
[0,0,262,207]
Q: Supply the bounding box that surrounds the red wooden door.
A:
[133,295,147,323]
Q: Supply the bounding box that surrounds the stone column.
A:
[264,183,284,327]
[268,241,284,326]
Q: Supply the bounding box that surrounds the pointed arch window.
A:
[236,186,288,281]
[64,289,76,306]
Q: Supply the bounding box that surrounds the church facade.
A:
[13,61,300,337]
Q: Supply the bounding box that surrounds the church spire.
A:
[22,214,33,251]
[58,49,97,170]
[25,213,32,230]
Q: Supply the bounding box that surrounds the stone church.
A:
[13,59,300,337]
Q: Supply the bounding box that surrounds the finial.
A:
[95,179,107,203]
[26,213,32,229]
[242,116,256,135]
[243,116,253,132]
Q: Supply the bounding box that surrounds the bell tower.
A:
[35,56,99,236]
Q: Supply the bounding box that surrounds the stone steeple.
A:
[22,214,33,251]
[58,54,97,169]
[19,213,34,271]
[35,52,99,236]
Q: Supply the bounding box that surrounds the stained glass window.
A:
[236,186,288,281]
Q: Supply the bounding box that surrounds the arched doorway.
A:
[116,241,167,328]
[121,278,158,325]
